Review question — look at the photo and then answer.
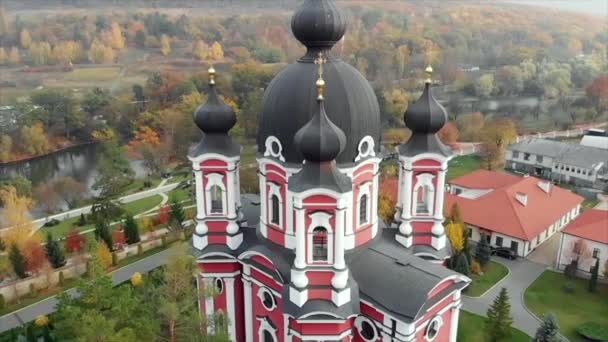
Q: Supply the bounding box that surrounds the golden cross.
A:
[314,52,327,80]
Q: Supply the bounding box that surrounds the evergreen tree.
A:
[9,244,27,279]
[475,234,492,267]
[589,258,599,293]
[534,313,562,342]
[78,213,87,226]
[94,221,114,251]
[485,287,513,341]
[170,197,185,229]
[124,214,141,244]
[45,232,66,268]
[453,252,470,276]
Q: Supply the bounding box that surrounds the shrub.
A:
[562,282,575,294]
[577,322,608,341]
[43,219,60,227]
[77,213,87,226]
[143,180,152,188]
[58,271,65,286]
[471,260,482,275]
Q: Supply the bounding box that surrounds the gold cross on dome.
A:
[314,52,327,79]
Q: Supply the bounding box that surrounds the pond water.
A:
[0,143,148,216]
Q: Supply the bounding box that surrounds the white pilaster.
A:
[226,167,236,218]
[194,168,205,219]
[243,266,253,342]
[334,207,346,269]
[259,167,267,226]
[294,205,306,269]
[225,277,237,341]
[204,278,214,334]
[401,167,413,220]
[432,169,447,249]
[450,295,462,342]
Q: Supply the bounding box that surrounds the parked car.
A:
[491,247,517,260]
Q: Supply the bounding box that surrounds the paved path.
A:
[463,257,547,336]
[0,248,175,333]
[527,233,561,266]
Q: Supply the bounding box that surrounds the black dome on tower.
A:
[399,69,452,158]
[257,0,381,165]
[193,67,236,134]
[291,0,347,50]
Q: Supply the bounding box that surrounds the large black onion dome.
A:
[404,82,447,134]
[295,98,346,162]
[291,0,347,50]
[193,69,236,134]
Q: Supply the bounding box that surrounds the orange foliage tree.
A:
[65,229,86,254]
[438,121,460,145]
[378,176,398,225]
[22,240,48,274]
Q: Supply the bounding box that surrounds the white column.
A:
[242,265,253,342]
[449,298,462,342]
[204,278,214,334]
[334,207,346,269]
[194,167,208,235]
[401,168,413,220]
[397,161,403,208]
[226,168,236,218]
[294,206,306,269]
[225,277,237,342]
[434,169,446,219]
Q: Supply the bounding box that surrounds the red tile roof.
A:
[562,209,608,244]
[445,173,584,241]
[449,169,521,189]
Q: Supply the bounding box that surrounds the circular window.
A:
[355,316,378,342]
[356,136,375,161]
[271,141,280,155]
[258,287,276,311]
[425,316,443,341]
[215,278,224,294]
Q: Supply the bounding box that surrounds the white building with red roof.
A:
[556,209,608,277]
[445,169,584,257]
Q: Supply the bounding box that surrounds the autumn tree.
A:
[157,204,170,226]
[22,239,48,275]
[586,75,608,113]
[457,112,485,142]
[378,176,398,225]
[7,47,20,65]
[0,47,7,64]
[34,182,60,214]
[446,222,465,253]
[480,118,517,170]
[0,186,35,248]
[96,241,113,270]
[88,39,116,64]
[20,29,32,48]
[209,41,224,61]
[65,229,86,254]
[160,34,171,56]
[103,22,125,50]
[438,121,460,145]
[52,40,83,64]
[127,126,166,175]
[192,39,209,60]
[53,176,86,209]
[382,88,409,126]
[20,122,51,155]
[28,41,52,66]
[0,134,12,162]
[9,244,27,279]
[93,139,134,198]
[475,74,495,98]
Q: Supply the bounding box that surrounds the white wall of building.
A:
[557,233,608,277]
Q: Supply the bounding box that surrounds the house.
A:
[187,1,470,341]
[556,209,608,278]
[580,129,608,150]
[445,170,584,257]
[505,137,608,190]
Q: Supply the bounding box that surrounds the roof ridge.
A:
[500,188,530,240]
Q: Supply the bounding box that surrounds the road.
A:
[0,248,175,333]
[463,257,547,337]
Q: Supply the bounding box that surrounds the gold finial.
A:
[314,52,327,100]
[208,65,216,85]
[425,65,433,84]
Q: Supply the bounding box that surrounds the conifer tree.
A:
[453,252,470,276]
[9,244,27,279]
[94,220,113,251]
[485,287,513,341]
[534,313,561,342]
[475,233,492,267]
[45,232,66,268]
[124,213,141,244]
[589,257,599,293]
[0,236,5,251]
[170,197,185,229]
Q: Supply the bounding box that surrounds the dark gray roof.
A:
[399,134,452,158]
[509,138,608,169]
[282,286,360,320]
[294,98,346,163]
[288,162,352,193]
[257,56,380,166]
[188,134,240,158]
[291,0,346,50]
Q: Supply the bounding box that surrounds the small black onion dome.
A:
[294,97,346,162]
[404,82,447,134]
[291,0,347,49]
[193,67,236,134]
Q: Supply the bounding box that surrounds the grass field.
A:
[63,67,122,82]
[524,270,608,342]
[458,310,529,342]
[465,261,509,297]
[121,195,163,215]
[447,155,481,180]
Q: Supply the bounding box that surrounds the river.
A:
[0,143,148,217]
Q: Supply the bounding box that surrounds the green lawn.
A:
[582,198,599,210]
[465,261,509,297]
[64,67,121,82]
[524,270,608,342]
[41,216,92,238]
[121,195,163,215]
[120,177,162,195]
[168,187,193,203]
[458,310,529,342]
[448,155,481,180]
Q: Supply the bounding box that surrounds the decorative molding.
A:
[355,135,376,162]
[264,136,286,162]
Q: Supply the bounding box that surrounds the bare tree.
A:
[54,176,86,209]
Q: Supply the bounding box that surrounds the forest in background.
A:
[0,0,606,168]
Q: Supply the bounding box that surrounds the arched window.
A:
[312,227,328,262]
[210,185,223,213]
[359,194,368,224]
[413,173,435,216]
[271,195,280,225]
[416,185,430,214]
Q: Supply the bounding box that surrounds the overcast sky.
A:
[504,0,608,18]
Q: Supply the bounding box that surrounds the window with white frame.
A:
[357,182,372,228]
[312,227,328,262]
[359,194,368,224]
[205,173,227,216]
[307,211,333,264]
[425,316,443,341]
[257,317,278,342]
[267,182,282,228]
[413,173,435,215]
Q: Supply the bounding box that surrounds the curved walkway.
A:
[462,257,547,336]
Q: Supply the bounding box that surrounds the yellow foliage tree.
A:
[52,40,82,64]
[209,41,224,61]
[0,186,35,248]
[8,46,20,65]
[0,134,12,162]
[96,241,113,270]
[104,22,125,50]
[446,222,465,253]
[88,39,116,64]
[28,42,52,66]
[91,127,117,142]
[192,40,209,61]
[160,34,171,57]
[21,122,50,155]
[378,193,396,225]
[20,29,32,49]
